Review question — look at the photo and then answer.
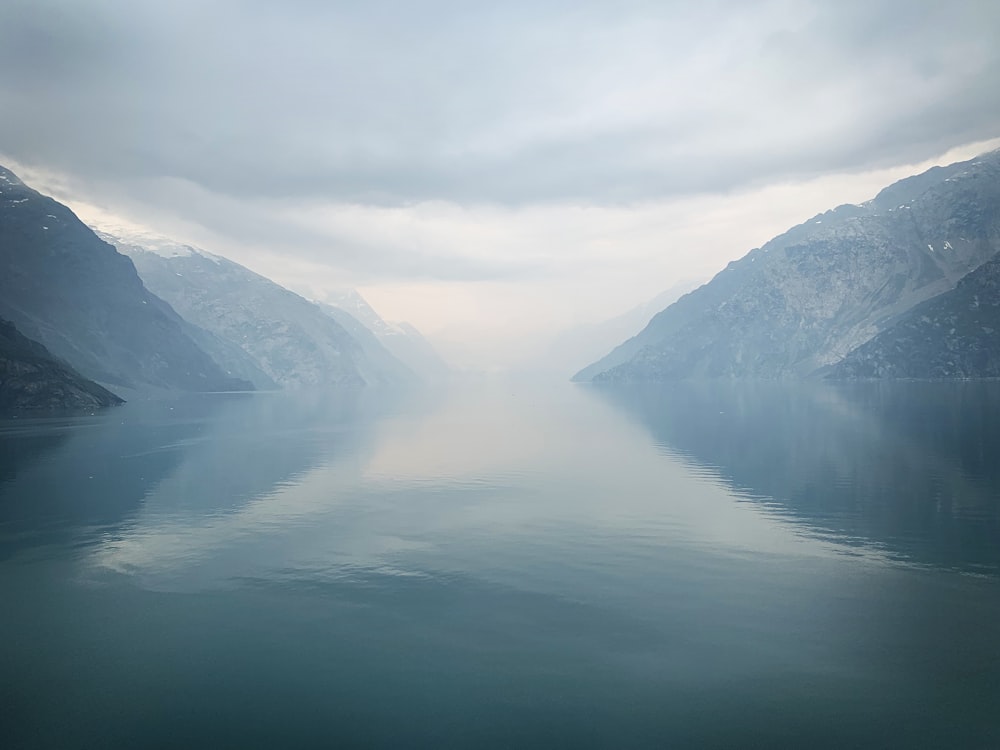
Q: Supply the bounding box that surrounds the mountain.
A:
[827,253,1000,378]
[0,166,252,393]
[312,301,421,384]
[101,233,415,389]
[0,317,123,414]
[323,289,450,382]
[538,281,700,377]
[576,149,1000,382]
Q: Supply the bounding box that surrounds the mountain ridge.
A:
[0,166,253,393]
[321,289,450,382]
[101,232,416,389]
[576,148,1000,382]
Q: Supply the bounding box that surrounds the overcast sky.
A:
[1,0,998,369]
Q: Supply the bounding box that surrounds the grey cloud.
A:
[0,0,998,207]
[62,172,542,283]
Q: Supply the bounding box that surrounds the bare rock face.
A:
[576,149,1000,382]
[0,318,123,415]
[103,234,415,389]
[0,167,252,392]
[828,254,1000,379]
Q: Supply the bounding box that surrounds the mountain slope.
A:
[541,281,699,377]
[0,317,124,414]
[103,234,414,389]
[314,302,417,384]
[323,289,450,382]
[577,149,1000,382]
[389,322,450,382]
[0,167,251,392]
[828,253,1000,378]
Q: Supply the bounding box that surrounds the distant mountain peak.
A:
[322,288,402,336]
[317,290,449,381]
[98,229,419,389]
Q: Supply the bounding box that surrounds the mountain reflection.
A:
[594,380,1000,574]
[0,389,397,559]
[0,398,225,555]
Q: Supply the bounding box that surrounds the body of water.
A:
[2,381,999,748]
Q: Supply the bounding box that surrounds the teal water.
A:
[1,382,999,748]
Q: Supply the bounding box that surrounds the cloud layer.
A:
[2,0,998,205]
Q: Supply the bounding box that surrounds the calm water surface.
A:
[1,381,999,748]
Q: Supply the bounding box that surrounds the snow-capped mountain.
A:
[576,148,1000,382]
[0,166,251,393]
[322,289,450,382]
[100,232,417,389]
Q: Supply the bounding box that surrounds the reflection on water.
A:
[596,381,1000,574]
[0,389,396,558]
[1,382,999,749]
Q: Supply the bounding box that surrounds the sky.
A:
[1,0,998,370]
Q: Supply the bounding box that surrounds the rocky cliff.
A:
[828,253,1000,378]
[0,317,123,414]
[576,149,1000,382]
[103,234,415,389]
[0,166,251,392]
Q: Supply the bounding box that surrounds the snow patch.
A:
[145,242,198,259]
[91,227,213,261]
